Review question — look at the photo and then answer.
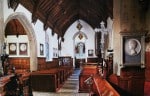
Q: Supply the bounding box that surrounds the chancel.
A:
[0,0,150,96]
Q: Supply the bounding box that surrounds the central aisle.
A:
[33,69,89,96]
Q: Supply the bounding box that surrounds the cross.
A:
[95,21,108,44]
[94,21,108,75]
[95,21,108,57]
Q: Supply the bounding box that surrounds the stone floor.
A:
[33,69,89,96]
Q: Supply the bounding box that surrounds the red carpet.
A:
[144,81,150,96]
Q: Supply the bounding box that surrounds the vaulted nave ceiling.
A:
[6,0,113,38]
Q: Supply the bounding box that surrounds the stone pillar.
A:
[0,0,4,54]
[113,0,121,75]
[0,0,4,74]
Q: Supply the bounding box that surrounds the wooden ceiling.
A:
[6,0,113,38]
[5,19,26,37]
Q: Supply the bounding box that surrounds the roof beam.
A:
[32,0,40,24]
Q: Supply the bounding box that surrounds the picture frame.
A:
[9,43,17,55]
[120,32,146,68]
[19,43,28,55]
[53,48,58,58]
[40,43,44,55]
[88,49,93,56]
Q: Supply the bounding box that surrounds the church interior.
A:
[0,0,150,96]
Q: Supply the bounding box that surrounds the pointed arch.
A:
[4,12,37,71]
[72,31,88,40]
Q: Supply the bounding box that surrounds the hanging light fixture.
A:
[76,20,83,40]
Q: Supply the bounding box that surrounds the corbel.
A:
[44,12,52,31]
[7,0,19,11]
[32,0,40,24]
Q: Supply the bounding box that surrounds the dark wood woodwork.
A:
[4,75,19,96]
[145,52,150,81]
[38,58,59,70]
[118,67,145,96]
[79,65,98,92]
[31,0,40,24]
[87,57,98,63]
[75,58,85,68]
[30,66,73,92]
[59,56,73,66]
[9,57,30,70]
[1,57,32,95]
[93,75,120,96]
[5,19,26,37]
[31,69,60,92]
[15,70,33,96]
[106,58,113,77]
[7,0,113,37]
[37,57,46,70]
[95,32,101,57]
[0,70,32,96]
[37,57,73,70]
[0,75,12,96]
[31,56,73,92]
[78,65,120,95]
[51,58,60,67]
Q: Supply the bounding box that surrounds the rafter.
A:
[32,0,40,24]
[10,0,113,37]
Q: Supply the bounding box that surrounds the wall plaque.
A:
[120,31,147,68]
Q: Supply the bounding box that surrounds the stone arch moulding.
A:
[4,12,38,71]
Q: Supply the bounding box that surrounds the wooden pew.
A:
[79,65,97,92]
[30,66,73,92]
[79,65,120,96]
[31,69,59,92]
[0,75,13,96]
[15,70,33,96]
[93,75,120,96]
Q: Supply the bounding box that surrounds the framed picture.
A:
[19,43,28,55]
[9,43,17,55]
[53,48,58,58]
[40,43,44,55]
[88,49,93,56]
[120,32,146,68]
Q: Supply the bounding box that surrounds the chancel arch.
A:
[4,12,37,71]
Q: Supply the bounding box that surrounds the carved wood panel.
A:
[145,52,150,81]
[119,67,145,96]
[9,57,30,70]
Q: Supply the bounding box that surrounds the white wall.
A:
[61,20,96,58]
[33,20,45,57]
[3,0,57,61]
[3,0,114,64]
[5,35,29,57]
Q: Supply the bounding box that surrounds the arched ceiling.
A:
[7,0,113,38]
[5,19,26,37]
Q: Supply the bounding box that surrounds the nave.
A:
[0,0,150,96]
[33,69,89,96]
